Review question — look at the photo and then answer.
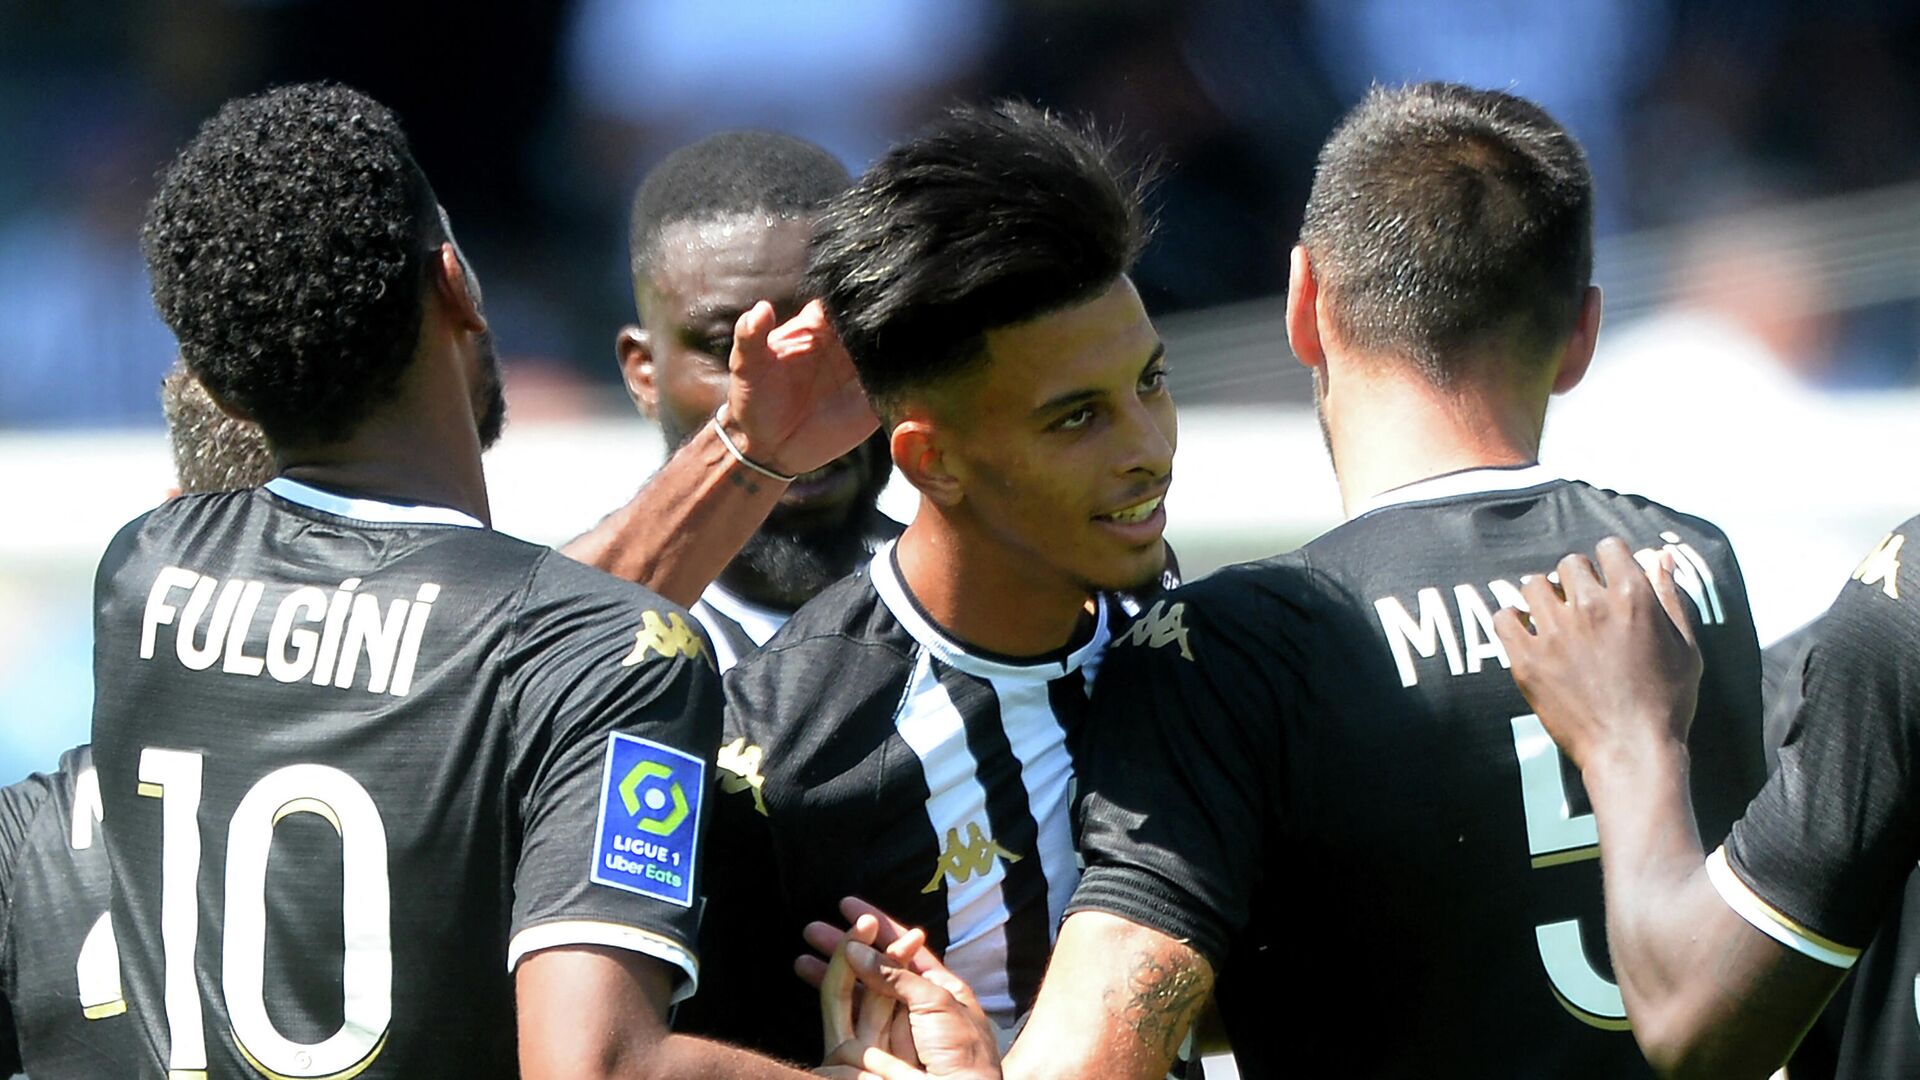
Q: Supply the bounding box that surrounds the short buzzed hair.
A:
[1300,82,1593,384]
[627,131,850,283]
[160,359,277,494]
[805,102,1151,415]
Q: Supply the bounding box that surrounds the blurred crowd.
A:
[3,0,1919,428]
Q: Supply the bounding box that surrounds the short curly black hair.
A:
[804,102,1151,416]
[142,83,446,448]
[628,131,849,286]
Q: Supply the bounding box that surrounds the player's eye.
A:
[1053,406,1097,432]
[704,335,735,359]
[1138,365,1169,395]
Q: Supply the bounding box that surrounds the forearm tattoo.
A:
[1110,951,1210,1063]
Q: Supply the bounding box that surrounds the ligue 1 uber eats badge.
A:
[592,733,705,907]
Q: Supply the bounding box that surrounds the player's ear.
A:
[1286,244,1327,373]
[616,325,659,419]
[197,379,256,425]
[891,417,962,507]
[433,243,489,335]
[1551,286,1604,396]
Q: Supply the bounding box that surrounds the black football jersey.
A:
[1071,467,1767,1078]
[89,477,721,1079]
[677,542,1115,1063]
[1721,520,1920,1078]
[0,744,126,1077]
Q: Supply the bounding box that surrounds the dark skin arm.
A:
[1493,539,1846,1078]
[517,946,830,1080]
[562,300,878,606]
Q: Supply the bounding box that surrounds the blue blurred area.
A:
[3,0,1919,430]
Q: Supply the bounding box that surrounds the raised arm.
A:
[563,300,877,606]
[1494,539,1856,1076]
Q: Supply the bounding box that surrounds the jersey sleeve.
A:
[1720,525,1920,966]
[1068,574,1297,969]
[0,770,51,1075]
[502,554,724,1004]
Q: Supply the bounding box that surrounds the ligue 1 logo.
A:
[591,733,704,907]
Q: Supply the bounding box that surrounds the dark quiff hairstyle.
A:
[142,83,447,447]
[1300,82,1593,384]
[804,101,1151,413]
[160,360,277,494]
[629,131,851,285]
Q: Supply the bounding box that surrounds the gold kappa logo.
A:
[1113,600,1194,660]
[716,736,769,817]
[922,821,1021,894]
[621,611,714,669]
[1852,533,1905,600]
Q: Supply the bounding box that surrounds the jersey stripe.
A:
[1707,847,1861,969]
[942,663,1057,1015]
[505,920,701,1002]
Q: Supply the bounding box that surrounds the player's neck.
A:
[1327,365,1546,518]
[893,511,1092,659]
[276,383,492,526]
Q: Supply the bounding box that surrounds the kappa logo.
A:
[921,821,1021,894]
[1113,600,1194,661]
[1852,533,1905,600]
[716,736,769,817]
[621,610,714,669]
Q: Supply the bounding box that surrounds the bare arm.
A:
[517,945,827,1080]
[1495,540,1845,1077]
[1002,912,1213,1080]
[561,299,878,606]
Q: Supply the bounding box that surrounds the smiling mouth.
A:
[1094,495,1164,524]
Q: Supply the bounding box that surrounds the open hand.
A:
[1493,537,1703,773]
[725,300,879,477]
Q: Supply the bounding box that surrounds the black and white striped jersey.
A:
[691,584,792,673]
[0,744,128,1078]
[678,541,1111,1063]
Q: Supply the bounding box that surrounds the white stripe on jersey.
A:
[265,477,485,529]
[1706,847,1861,969]
[986,671,1088,943]
[692,583,791,672]
[892,649,1021,1023]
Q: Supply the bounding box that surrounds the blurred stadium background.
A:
[5,0,1920,788]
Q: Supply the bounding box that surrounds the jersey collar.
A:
[868,540,1110,681]
[264,477,485,529]
[1349,464,1562,520]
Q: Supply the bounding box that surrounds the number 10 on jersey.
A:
[140,748,394,1079]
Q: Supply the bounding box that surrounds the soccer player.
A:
[1492,524,1920,1080]
[682,101,1175,1063]
[96,82,953,1080]
[818,83,1770,1080]
[0,366,273,1079]
[565,131,897,669]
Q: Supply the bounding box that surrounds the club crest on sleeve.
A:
[1851,533,1904,600]
[1113,599,1194,660]
[590,733,705,907]
[621,610,714,669]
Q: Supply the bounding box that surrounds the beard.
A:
[661,411,891,607]
[474,328,507,450]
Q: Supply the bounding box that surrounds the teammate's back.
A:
[1235,474,1761,1074]
[92,482,716,1077]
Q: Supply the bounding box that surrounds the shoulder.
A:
[0,750,72,899]
[1107,557,1322,673]
[508,552,718,698]
[724,570,916,738]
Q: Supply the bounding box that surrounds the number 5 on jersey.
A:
[140,747,393,1079]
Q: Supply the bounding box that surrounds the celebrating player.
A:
[686,101,1175,1062]
[566,131,897,669]
[0,365,273,1079]
[94,82,962,1080]
[1495,521,1920,1080]
[817,82,1770,1080]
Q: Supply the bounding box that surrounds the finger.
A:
[1492,603,1534,651]
[848,1045,932,1080]
[805,919,851,959]
[796,954,829,989]
[1517,572,1563,623]
[1651,551,1701,650]
[840,897,915,946]
[729,300,778,375]
[821,943,858,1050]
[889,1005,922,1069]
[846,940,959,1012]
[856,984,898,1049]
[1555,551,1605,605]
[1594,536,1651,599]
[884,927,928,964]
